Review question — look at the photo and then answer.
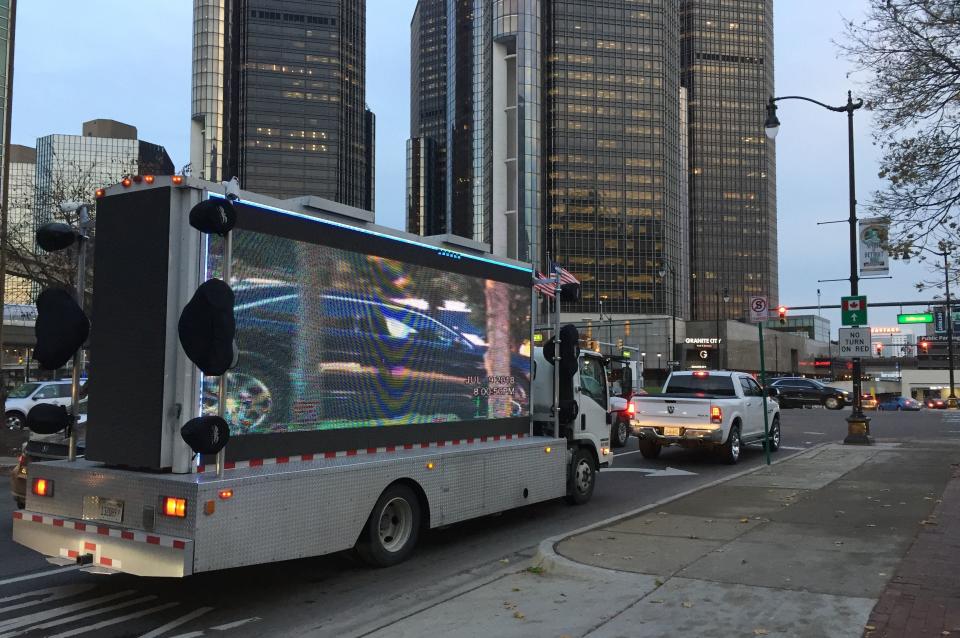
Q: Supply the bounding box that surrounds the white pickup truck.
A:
[629,370,781,464]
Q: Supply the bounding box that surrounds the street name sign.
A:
[841,296,868,326]
[838,327,872,359]
[749,296,768,323]
[897,312,934,325]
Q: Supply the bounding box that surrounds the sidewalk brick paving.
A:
[865,463,960,638]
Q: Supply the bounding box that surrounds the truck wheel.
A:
[719,423,741,465]
[611,418,629,448]
[356,483,422,567]
[6,411,24,430]
[767,417,781,452]
[638,440,661,459]
[566,448,596,505]
[823,396,839,410]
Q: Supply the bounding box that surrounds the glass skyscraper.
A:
[681,0,777,320]
[6,144,33,305]
[191,0,375,208]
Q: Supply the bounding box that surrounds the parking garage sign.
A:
[838,327,872,359]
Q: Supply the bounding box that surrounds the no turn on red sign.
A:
[838,327,872,358]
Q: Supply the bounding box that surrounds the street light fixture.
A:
[766,91,871,445]
[658,263,677,368]
[715,288,730,369]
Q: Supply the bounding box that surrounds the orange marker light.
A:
[32,478,53,497]
[218,489,234,500]
[163,497,187,518]
[95,188,106,198]
[121,177,132,188]
[132,175,143,184]
[171,175,184,185]
[144,175,155,184]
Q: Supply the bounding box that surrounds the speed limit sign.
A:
[749,296,768,323]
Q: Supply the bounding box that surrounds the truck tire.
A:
[356,483,422,567]
[767,417,781,452]
[566,447,596,505]
[719,423,741,465]
[638,440,661,459]
[611,417,630,448]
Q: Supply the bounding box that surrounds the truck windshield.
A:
[664,375,736,397]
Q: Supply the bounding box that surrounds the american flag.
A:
[533,271,556,298]
[553,263,580,286]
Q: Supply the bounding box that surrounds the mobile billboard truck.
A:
[13,176,612,577]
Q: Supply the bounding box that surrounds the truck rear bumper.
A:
[631,425,722,445]
[13,510,193,577]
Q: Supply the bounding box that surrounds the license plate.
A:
[82,496,125,524]
[664,426,681,437]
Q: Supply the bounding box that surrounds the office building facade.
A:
[681,0,777,320]
[191,0,375,207]
[407,0,447,235]
[409,0,686,316]
[6,144,33,305]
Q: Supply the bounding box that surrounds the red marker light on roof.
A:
[693,370,709,377]
[171,175,184,185]
[121,177,132,188]
[144,175,155,184]
[132,175,143,184]
[95,188,106,198]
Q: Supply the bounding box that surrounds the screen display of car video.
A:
[204,226,531,437]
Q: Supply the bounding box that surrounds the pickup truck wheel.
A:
[823,396,840,410]
[719,424,741,465]
[612,418,629,448]
[768,417,781,452]
[566,448,596,505]
[356,484,422,567]
[638,440,661,459]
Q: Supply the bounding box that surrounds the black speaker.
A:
[181,415,231,455]
[27,403,72,435]
[178,278,237,376]
[34,288,89,370]
[36,222,77,252]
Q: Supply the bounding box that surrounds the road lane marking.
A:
[139,607,214,638]
[0,596,158,638]
[603,467,696,477]
[210,617,261,631]
[0,590,138,633]
[0,566,82,587]
[45,602,180,638]
[803,432,825,435]
[779,446,807,450]
[0,585,94,614]
[613,449,643,458]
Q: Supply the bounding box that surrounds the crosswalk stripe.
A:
[45,602,180,638]
[0,590,138,633]
[138,607,214,638]
[0,596,158,638]
[0,585,93,614]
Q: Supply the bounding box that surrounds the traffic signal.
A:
[875,343,882,357]
[778,306,787,325]
[920,341,929,354]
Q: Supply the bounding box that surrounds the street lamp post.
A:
[659,263,677,368]
[765,91,871,445]
[912,244,957,403]
[715,288,730,369]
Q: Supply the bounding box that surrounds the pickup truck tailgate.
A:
[633,398,711,422]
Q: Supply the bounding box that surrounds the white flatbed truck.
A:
[13,176,613,577]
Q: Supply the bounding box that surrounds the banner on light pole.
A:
[859,218,889,276]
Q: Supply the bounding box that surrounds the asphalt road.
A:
[0,407,955,638]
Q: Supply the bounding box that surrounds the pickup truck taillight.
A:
[710,406,722,424]
[626,402,636,416]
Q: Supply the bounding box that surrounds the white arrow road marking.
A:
[0,596,158,638]
[138,607,214,638]
[604,467,697,477]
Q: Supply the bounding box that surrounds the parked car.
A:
[878,396,921,411]
[10,399,87,508]
[769,377,849,410]
[924,397,947,409]
[861,394,879,410]
[5,380,77,431]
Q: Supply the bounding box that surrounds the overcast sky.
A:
[10,0,934,338]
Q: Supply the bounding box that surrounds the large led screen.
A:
[204,216,532,440]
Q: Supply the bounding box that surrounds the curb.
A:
[534,443,834,579]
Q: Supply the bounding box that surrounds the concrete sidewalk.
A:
[358,442,960,638]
